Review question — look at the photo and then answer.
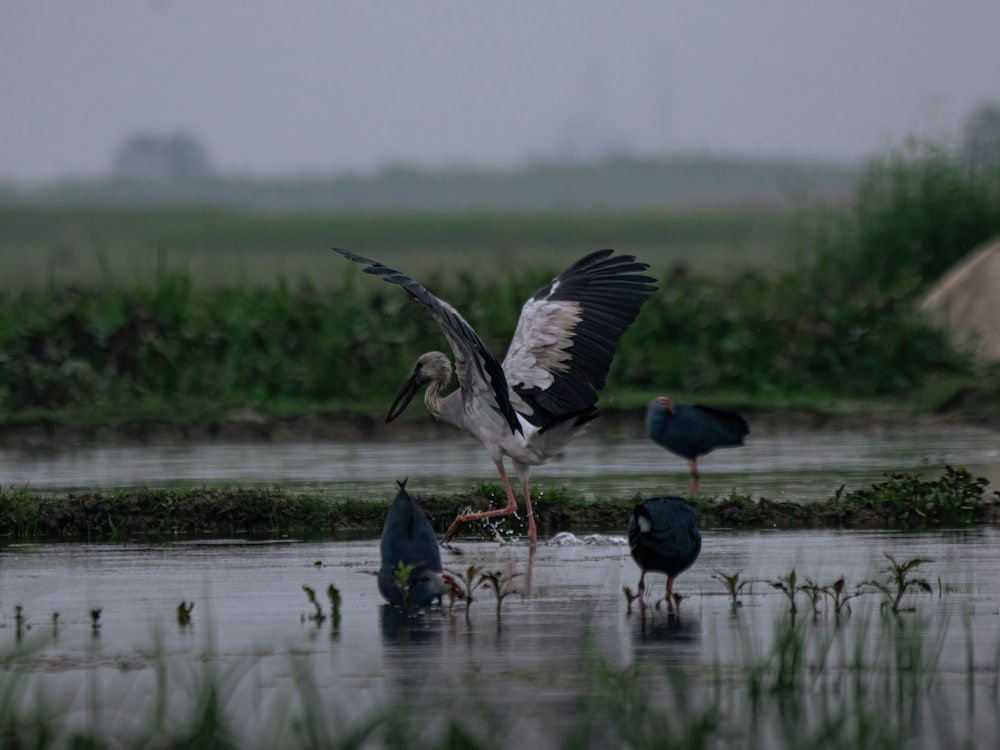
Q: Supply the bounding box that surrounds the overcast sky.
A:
[3,1,999,183]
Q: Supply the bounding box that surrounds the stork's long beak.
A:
[386,370,422,423]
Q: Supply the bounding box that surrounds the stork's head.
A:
[386,351,453,423]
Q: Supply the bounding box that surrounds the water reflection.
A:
[379,605,444,644]
[633,609,701,644]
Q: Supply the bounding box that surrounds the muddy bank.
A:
[4,474,999,542]
[2,403,997,451]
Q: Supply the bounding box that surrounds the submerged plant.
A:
[390,562,416,610]
[302,585,325,624]
[770,570,800,614]
[865,554,934,614]
[800,578,825,616]
[176,601,195,627]
[824,575,863,617]
[446,564,483,622]
[622,585,641,615]
[477,570,520,620]
[711,569,751,609]
[326,584,341,630]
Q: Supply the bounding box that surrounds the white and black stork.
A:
[334,248,656,545]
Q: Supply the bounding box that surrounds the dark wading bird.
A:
[379,479,461,608]
[646,396,749,495]
[335,248,656,545]
[628,495,701,610]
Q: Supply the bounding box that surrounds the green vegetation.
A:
[1,467,996,541]
[474,569,521,621]
[827,465,995,525]
[0,242,975,420]
[865,554,934,614]
[0,205,792,288]
[177,601,195,627]
[711,569,753,609]
[808,139,1000,294]
[1,139,999,422]
[769,570,802,614]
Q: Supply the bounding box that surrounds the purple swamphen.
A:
[628,495,701,610]
[646,396,749,494]
[378,479,461,608]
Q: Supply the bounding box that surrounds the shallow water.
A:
[3,528,1000,747]
[2,424,1000,746]
[3,425,999,502]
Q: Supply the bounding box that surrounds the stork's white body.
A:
[335,248,656,544]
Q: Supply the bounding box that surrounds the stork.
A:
[334,248,656,545]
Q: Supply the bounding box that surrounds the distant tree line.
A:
[111,132,213,182]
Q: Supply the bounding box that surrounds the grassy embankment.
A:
[1,466,997,540]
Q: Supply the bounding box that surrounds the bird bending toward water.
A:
[628,496,701,610]
[646,396,749,495]
[378,479,461,608]
[335,248,656,545]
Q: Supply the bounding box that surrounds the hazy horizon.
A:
[3,1,999,184]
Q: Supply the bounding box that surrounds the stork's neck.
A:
[424,376,462,429]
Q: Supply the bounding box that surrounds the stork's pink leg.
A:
[688,459,700,495]
[521,478,538,545]
[524,543,537,596]
[637,569,647,609]
[442,459,520,543]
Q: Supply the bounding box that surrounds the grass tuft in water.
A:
[177,601,195,627]
[326,584,341,631]
[864,554,934,614]
[476,569,520,621]
[302,585,326,624]
[770,570,801,615]
[711,569,752,610]
[447,564,482,623]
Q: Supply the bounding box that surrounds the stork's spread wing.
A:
[333,248,521,435]
[503,249,656,427]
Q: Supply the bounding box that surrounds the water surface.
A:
[3,529,1000,747]
[3,426,998,502]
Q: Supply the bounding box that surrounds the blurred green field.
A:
[3,139,998,423]
[0,205,800,289]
